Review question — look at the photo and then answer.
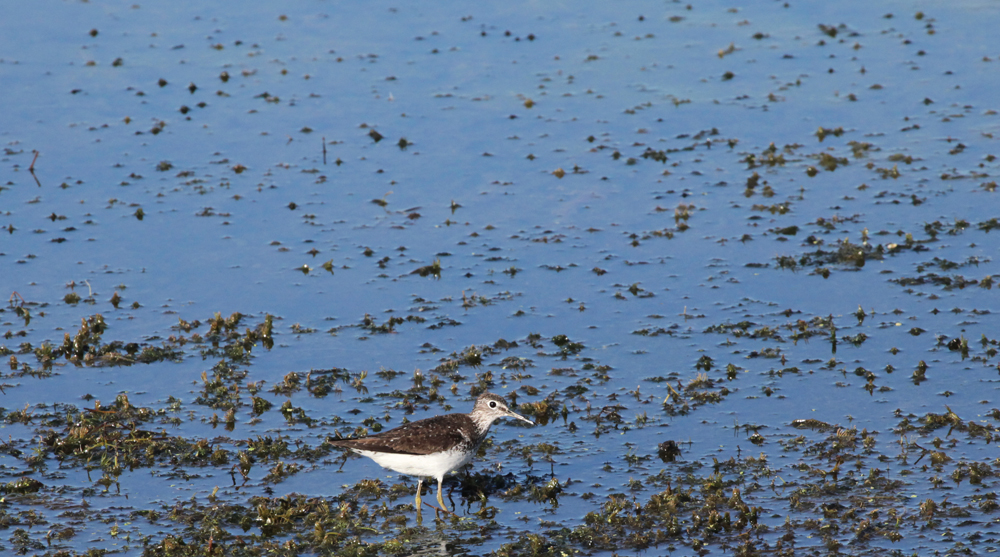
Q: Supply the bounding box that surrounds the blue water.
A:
[2,0,999,554]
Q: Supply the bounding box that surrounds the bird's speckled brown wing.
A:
[329,413,475,455]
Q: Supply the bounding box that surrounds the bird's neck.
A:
[469,412,496,436]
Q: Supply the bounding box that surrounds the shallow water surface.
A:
[2,0,1000,555]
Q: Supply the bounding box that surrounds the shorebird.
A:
[328,392,533,513]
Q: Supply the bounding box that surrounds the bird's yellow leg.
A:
[437,479,447,511]
[415,479,423,511]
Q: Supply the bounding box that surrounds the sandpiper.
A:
[328,392,533,513]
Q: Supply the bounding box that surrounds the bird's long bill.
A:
[507,408,534,426]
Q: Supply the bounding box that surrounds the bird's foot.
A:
[422,501,459,518]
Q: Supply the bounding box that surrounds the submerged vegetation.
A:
[3,308,1000,554]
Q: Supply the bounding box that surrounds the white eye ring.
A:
[489,401,497,408]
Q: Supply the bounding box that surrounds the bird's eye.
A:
[489,401,497,408]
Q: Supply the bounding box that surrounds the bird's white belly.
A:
[353,447,474,480]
